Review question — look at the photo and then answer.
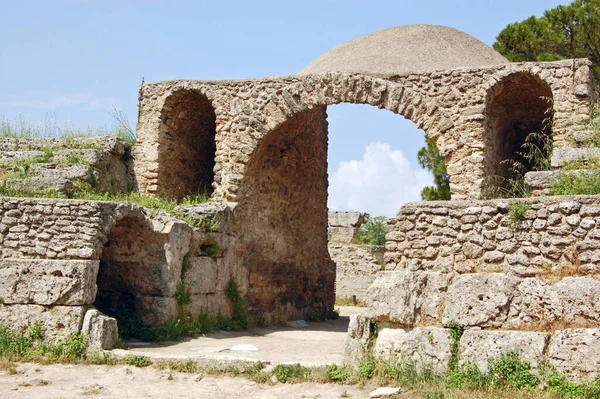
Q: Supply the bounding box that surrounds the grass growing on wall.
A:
[0,110,136,145]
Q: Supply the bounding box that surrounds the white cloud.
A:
[4,93,119,110]
[328,142,433,218]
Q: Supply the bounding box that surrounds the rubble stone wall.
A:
[135,60,595,202]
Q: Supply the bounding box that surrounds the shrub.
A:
[325,364,351,383]
[123,354,150,368]
[355,216,387,246]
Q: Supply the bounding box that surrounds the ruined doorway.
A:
[94,215,169,337]
[157,90,217,201]
[484,72,554,195]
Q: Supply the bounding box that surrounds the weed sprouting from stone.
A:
[507,201,530,232]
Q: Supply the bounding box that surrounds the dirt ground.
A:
[115,306,365,367]
[0,363,374,399]
[1,307,393,398]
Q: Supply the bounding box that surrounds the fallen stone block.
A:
[82,309,118,351]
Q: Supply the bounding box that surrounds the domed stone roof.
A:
[299,25,509,76]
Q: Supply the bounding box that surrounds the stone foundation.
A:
[346,195,600,382]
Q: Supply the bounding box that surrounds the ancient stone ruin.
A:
[1,24,598,381]
[328,212,385,302]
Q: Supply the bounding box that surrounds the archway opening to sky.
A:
[327,103,434,219]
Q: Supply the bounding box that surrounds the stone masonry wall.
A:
[135,59,595,202]
[346,195,600,382]
[0,197,243,347]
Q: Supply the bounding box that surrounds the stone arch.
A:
[233,105,333,322]
[157,89,217,201]
[232,74,454,320]
[94,213,171,331]
[483,72,554,189]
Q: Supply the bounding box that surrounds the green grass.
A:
[0,322,86,363]
[123,354,150,368]
[549,169,600,195]
[507,201,531,231]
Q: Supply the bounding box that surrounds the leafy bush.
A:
[325,364,351,383]
[488,352,538,389]
[273,364,310,383]
[355,216,387,246]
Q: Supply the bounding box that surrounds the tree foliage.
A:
[418,137,451,201]
[493,0,600,74]
[356,216,387,246]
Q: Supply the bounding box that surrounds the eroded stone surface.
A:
[367,271,450,325]
[548,329,600,382]
[82,309,118,351]
[460,329,549,371]
[373,327,452,372]
[443,273,518,328]
[0,304,86,342]
[0,259,99,305]
[344,314,372,363]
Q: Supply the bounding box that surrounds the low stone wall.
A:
[346,195,600,382]
[385,196,600,274]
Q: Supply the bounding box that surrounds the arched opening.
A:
[94,215,171,333]
[484,72,554,195]
[234,106,334,322]
[233,99,445,321]
[157,90,217,201]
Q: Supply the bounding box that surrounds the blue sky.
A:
[0,0,565,216]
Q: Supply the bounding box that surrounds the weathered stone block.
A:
[329,211,369,227]
[460,329,549,371]
[0,259,99,305]
[0,304,86,342]
[367,271,449,325]
[135,296,178,326]
[185,257,219,295]
[344,314,372,363]
[443,273,519,327]
[81,309,118,351]
[549,329,600,382]
[373,327,452,372]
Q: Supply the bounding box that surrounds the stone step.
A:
[551,147,600,168]
[524,169,593,196]
[571,130,599,146]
